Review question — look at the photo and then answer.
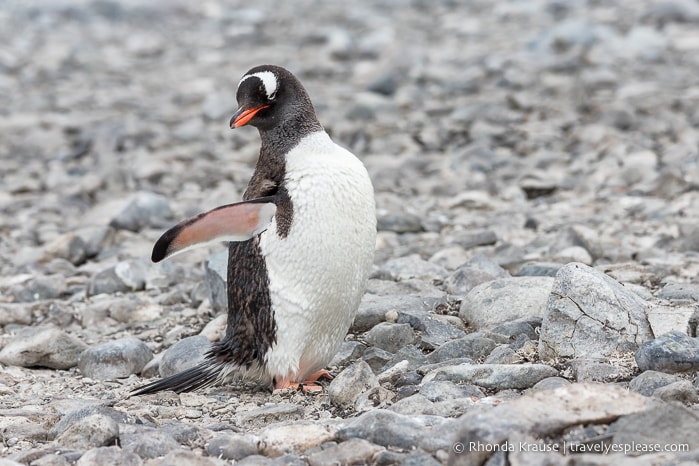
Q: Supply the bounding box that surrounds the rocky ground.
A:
[1,0,699,465]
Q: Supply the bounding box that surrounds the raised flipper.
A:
[151,197,277,262]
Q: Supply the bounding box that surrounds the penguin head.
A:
[230,65,317,131]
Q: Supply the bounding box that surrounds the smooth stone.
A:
[109,191,172,232]
[78,337,153,380]
[427,334,497,364]
[159,335,210,378]
[365,322,415,353]
[484,346,520,364]
[75,446,142,466]
[419,380,484,402]
[657,283,699,301]
[422,363,558,390]
[121,430,180,460]
[328,360,380,409]
[50,406,128,440]
[53,414,119,449]
[381,345,427,373]
[653,380,698,404]
[443,254,510,296]
[307,438,384,466]
[449,383,653,465]
[258,422,336,457]
[378,254,449,281]
[41,232,88,266]
[610,403,699,452]
[336,409,448,450]
[529,377,572,392]
[628,370,681,396]
[9,275,67,302]
[206,433,259,460]
[362,347,394,373]
[0,326,87,369]
[0,303,34,325]
[204,250,228,312]
[635,331,699,373]
[539,262,654,360]
[459,277,553,330]
[376,210,423,233]
[88,260,148,296]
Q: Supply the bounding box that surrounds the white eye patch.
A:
[238,71,279,100]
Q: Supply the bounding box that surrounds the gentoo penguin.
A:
[132,65,376,394]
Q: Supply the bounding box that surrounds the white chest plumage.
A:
[259,131,376,382]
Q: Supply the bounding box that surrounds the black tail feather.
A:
[130,362,220,396]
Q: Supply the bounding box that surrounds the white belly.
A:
[258,131,376,382]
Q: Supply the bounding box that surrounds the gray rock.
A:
[377,211,423,233]
[206,433,258,460]
[484,346,520,364]
[336,409,447,450]
[307,438,384,466]
[365,322,415,353]
[382,344,428,372]
[450,383,653,465]
[610,403,699,452]
[396,308,466,349]
[352,294,446,333]
[109,191,172,232]
[569,358,633,383]
[653,380,698,404]
[443,254,510,296]
[328,360,380,409]
[646,301,697,337]
[50,406,128,440]
[88,260,148,296]
[75,446,142,466]
[459,277,553,330]
[78,337,153,380]
[53,414,119,449]
[539,262,654,360]
[41,232,88,266]
[427,333,497,364]
[490,318,541,341]
[236,403,303,429]
[628,370,681,396]
[329,340,365,367]
[362,347,394,372]
[9,275,67,303]
[0,303,33,325]
[529,377,572,392]
[420,380,484,402]
[422,363,558,390]
[635,331,699,373]
[257,422,336,457]
[159,335,210,378]
[121,430,180,460]
[202,91,236,120]
[205,250,228,312]
[658,283,699,301]
[517,262,564,277]
[378,254,448,281]
[145,450,218,466]
[0,326,87,369]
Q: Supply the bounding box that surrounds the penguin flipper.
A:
[130,362,221,395]
[151,197,277,262]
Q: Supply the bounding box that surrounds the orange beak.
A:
[229,105,270,128]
